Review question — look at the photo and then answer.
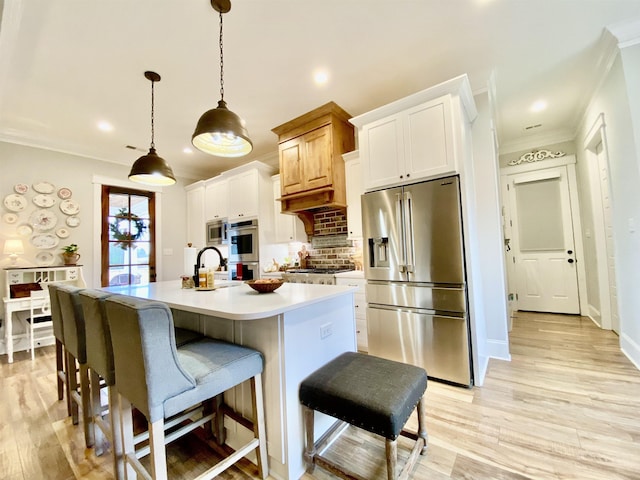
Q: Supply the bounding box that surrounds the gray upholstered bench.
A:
[299,351,428,480]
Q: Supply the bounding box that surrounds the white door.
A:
[509,166,580,314]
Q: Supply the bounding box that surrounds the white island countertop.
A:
[103,279,357,320]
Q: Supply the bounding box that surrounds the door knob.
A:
[568,258,575,263]
[567,249,573,254]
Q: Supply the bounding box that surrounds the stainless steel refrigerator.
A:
[362,175,472,386]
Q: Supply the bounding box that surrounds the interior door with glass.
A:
[509,166,580,314]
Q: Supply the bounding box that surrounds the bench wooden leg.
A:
[302,406,316,473]
[417,397,428,455]
[386,438,398,480]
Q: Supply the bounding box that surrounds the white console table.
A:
[2,265,85,363]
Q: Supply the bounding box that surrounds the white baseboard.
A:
[587,304,602,327]
[621,332,640,372]
[487,339,511,362]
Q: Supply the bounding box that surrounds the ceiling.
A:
[1,0,639,181]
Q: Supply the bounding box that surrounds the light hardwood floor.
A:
[2,311,639,479]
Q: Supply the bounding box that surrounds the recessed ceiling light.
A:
[98,121,114,132]
[183,147,193,154]
[530,100,547,112]
[313,70,329,86]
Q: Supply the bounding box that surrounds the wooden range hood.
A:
[272,102,355,237]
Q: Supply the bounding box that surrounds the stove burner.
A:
[286,268,354,274]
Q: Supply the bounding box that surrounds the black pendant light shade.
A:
[129,71,176,186]
[191,0,252,157]
[192,99,252,157]
[129,147,176,186]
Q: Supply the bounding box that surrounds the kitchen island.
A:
[104,280,358,480]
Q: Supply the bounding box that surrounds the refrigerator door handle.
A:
[396,192,406,273]
[404,191,415,273]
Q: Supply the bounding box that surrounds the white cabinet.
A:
[336,275,367,352]
[354,94,457,191]
[343,151,363,239]
[204,178,228,221]
[227,169,269,221]
[185,182,205,248]
[272,175,307,243]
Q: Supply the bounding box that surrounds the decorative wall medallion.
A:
[66,216,80,227]
[29,209,58,231]
[56,228,70,238]
[31,233,59,249]
[3,213,18,224]
[14,183,29,194]
[60,199,80,215]
[35,251,55,266]
[508,149,566,166]
[4,193,27,212]
[33,181,55,194]
[17,225,33,236]
[57,187,72,199]
[33,194,57,208]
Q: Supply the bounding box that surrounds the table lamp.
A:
[3,239,24,265]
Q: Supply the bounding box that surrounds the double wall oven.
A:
[228,219,260,280]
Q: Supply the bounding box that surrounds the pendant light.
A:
[128,71,176,186]
[192,0,252,157]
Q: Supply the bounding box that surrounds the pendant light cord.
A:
[219,10,224,102]
[150,78,156,149]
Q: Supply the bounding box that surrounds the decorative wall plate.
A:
[56,228,70,238]
[66,216,80,227]
[31,233,59,249]
[14,183,29,194]
[4,194,27,212]
[35,251,55,266]
[17,225,33,236]
[60,199,80,215]
[33,181,55,194]
[3,213,18,224]
[29,209,58,231]
[33,194,57,208]
[57,187,72,199]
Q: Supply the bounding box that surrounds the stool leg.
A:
[80,363,95,448]
[55,339,64,400]
[149,418,168,480]
[417,397,428,455]
[251,374,269,480]
[119,394,137,480]
[212,393,225,444]
[108,386,125,480]
[90,369,105,456]
[67,351,79,425]
[385,438,398,480]
[302,406,316,473]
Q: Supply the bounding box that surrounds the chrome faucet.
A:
[193,246,227,287]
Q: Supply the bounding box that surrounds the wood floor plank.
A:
[2,311,640,479]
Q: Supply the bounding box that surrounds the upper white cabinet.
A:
[227,169,260,220]
[185,181,205,248]
[272,175,307,243]
[350,76,477,191]
[204,177,228,221]
[343,150,363,239]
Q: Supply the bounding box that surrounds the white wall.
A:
[576,45,640,368]
[0,142,191,289]
[471,92,511,362]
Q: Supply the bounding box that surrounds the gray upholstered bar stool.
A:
[300,352,428,480]
[80,289,208,480]
[79,289,123,479]
[57,284,94,448]
[105,295,269,480]
[47,283,70,415]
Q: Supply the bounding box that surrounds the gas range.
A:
[282,268,354,285]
